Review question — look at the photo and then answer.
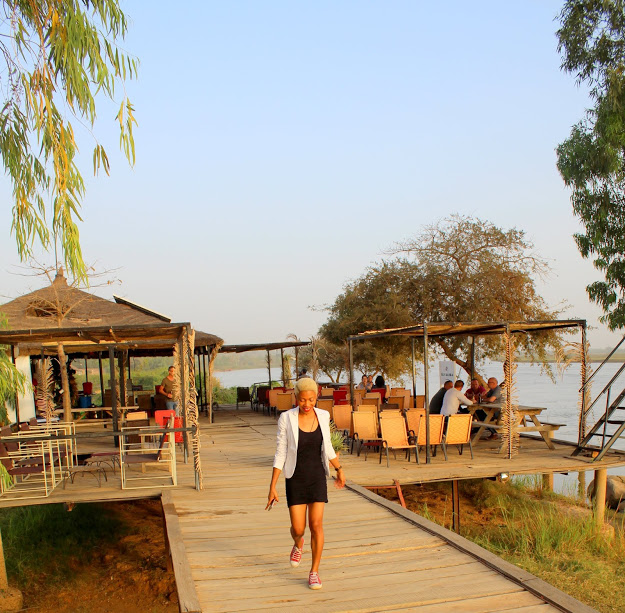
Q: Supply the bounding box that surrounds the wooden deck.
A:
[0,406,609,611]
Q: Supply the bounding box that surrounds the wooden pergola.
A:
[347,319,587,463]
[0,270,223,490]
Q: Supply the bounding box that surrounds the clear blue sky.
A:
[0,1,619,348]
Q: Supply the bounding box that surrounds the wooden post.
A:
[423,322,431,464]
[202,350,209,415]
[10,346,20,424]
[280,348,285,387]
[593,468,608,527]
[451,479,460,533]
[98,352,105,408]
[349,339,354,409]
[109,347,119,447]
[542,473,554,491]
[411,337,417,405]
[470,336,475,382]
[84,357,89,383]
[267,350,272,387]
[295,347,300,379]
[208,349,214,424]
[579,323,588,445]
[178,336,189,463]
[57,343,71,422]
[0,529,8,590]
[118,352,127,408]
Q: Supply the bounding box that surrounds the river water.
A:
[215,361,625,497]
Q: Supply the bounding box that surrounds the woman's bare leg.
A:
[289,504,307,549]
[308,502,325,572]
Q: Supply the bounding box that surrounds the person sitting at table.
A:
[481,377,503,439]
[373,375,389,402]
[465,378,486,402]
[158,365,178,415]
[356,374,368,390]
[429,380,453,414]
[441,380,474,416]
[366,375,374,392]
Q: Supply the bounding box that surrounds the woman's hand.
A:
[334,469,346,489]
[266,487,279,510]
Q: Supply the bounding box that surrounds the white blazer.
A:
[273,407,337,479]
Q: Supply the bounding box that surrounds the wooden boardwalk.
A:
[166,409,596,612]
[0,407,607,611]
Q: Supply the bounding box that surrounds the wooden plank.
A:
[161,491,202,613]
[346,482,599,613]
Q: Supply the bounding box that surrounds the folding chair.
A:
[352,411,383,458]
[444,414,474,459]
[379,416,419,467]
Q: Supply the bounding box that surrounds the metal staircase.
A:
[572,335,625,461]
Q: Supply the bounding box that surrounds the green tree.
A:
[321,216,564,383]
[1,0,137,282]
[556,0,625,329]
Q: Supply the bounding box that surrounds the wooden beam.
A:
[57,343,71,422]
[108,347,119,447]
[451,479,460,533]
[161,492,202,613]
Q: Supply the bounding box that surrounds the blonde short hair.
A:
[294,377,318,396]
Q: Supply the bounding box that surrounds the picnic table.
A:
[469,403,561,450]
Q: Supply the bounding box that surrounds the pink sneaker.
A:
[289,541,303,568]
[308,571,322,590]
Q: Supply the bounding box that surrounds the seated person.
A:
[465,378,486,402]
[366,375,373,391]
[356,374,368,390]
[429,380,453,414]
[441,380,474,416]
[372,375,388,402]
[479,377,503,439]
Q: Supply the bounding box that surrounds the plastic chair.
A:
[444,414,474,459]
[352,411,383,458]
[379,416,419,467]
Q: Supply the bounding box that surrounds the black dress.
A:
[285,424,328,507]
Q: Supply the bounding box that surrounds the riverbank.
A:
[377,479,625,613]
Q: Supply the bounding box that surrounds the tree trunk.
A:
[57,343,71,422]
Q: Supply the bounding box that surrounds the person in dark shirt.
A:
[429,380,453,414]
[482,377,503,439]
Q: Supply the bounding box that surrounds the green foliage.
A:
[557,0,625,329]
[1,0,137,281]
[211,378,237,404]
[321,215,563,381]
[329,420,348,452]
[0,503,123,588]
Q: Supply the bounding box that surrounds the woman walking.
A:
[266,377,346,590]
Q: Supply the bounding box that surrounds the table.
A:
[469,403,556,450]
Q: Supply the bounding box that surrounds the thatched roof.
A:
[0,269,223,354]
[348,320,586,342]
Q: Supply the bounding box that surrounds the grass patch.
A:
[0,503,125,589]
[383,479,625,613]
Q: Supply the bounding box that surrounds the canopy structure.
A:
[347,319,587,463]
[220,340,311,387]
[0,270,224,489]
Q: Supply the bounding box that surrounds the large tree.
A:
[556,0,625,329]
[321,216,564,383]
[1,0,137,282]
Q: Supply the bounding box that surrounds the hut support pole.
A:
[10,346,20,425]
[98,353,105,408]
[423,322,431,464]
[593,468,608,527]
[451,479,460,534]
[178,337,189,463]
[470,336,475,382]
[349,339,354,409]
[195,353,202,414]
[202,350,209,415]
[295,347,299,379]
[208,350,214,424]
[267,350,272,387]
[57,343,71,422]
[542,473,554,492]
[580,323,588,445]
[118,353,127,408]
[411,338,417,407]
[84,358,88,383]
[109,347,119,447]
[280,348,285,387]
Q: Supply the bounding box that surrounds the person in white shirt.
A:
[441,380,474,416]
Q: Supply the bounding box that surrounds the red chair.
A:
[155,409,175,428]
[333,390,348,404]
[173,417,183,444]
